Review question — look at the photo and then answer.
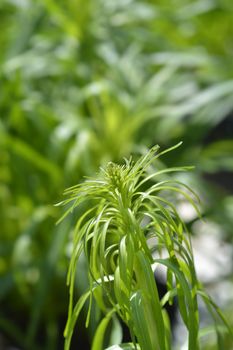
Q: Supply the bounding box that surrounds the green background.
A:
[0,0,233,349]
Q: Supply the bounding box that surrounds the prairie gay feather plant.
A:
[58,143,232,350]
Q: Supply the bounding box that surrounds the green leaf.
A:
[130,291,154,350]
[134,252,166,350]
[64,290,91,350]
[154,258,199,350]
[91,309,116,350]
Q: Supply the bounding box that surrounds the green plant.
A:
[59,143,231,350]
[1,1,233,348]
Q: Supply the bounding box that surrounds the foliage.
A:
[60,144,231,350]
[0,0,233,349]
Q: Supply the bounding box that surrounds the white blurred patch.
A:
[192,220,232,283]
[177,201,198,221]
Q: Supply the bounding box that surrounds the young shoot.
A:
[59,143,232,350]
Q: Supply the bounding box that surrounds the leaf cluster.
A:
[61,144,231,350]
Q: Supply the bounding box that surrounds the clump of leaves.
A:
[59,143,231,350]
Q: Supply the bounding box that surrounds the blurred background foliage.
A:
[0,0,233,349]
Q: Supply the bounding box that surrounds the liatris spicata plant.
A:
[58,142,231,350]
